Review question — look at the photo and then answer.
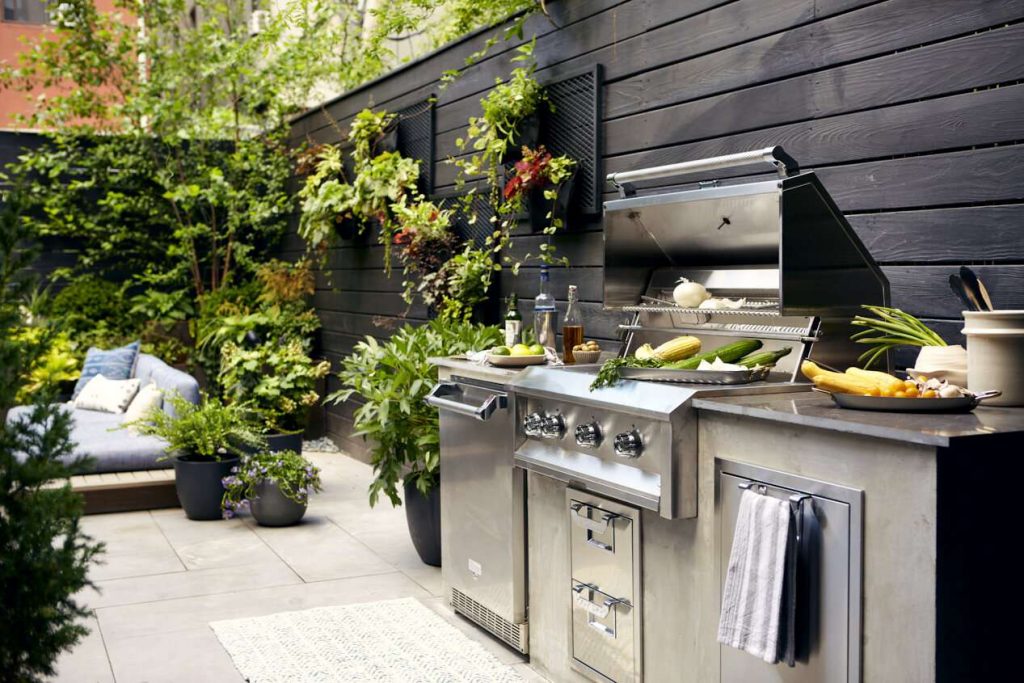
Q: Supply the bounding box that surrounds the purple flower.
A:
[223,509,235,519]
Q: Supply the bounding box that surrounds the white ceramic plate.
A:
[487,353,547,367]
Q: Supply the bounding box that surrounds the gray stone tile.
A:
[105,626,243,683]
[243,514,393,582]
[86,560,302,610]
[51,616,113,683]
[97,571,429,642]
[83,512,184,581]
[172,527,281,571]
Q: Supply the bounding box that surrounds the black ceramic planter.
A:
[404,479,441,567]
[501,114,541,163]
[251,480,307,527]
[528,171,577,233]
[266,432,303,454]
[173,455,238,521]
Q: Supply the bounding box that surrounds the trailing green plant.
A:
[1,186,104,681]
[452,40,545,200]
[297,109,420,270]
[330,319,503,506]
[218,340,331,434]
[392,197,459,308]
[128,394,266,461]
[439,244,501,323]
[221,450,323,519]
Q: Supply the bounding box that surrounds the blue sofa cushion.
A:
[6,404,172,473]
[74,340,141,398]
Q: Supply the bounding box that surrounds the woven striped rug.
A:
[210,597,521,682]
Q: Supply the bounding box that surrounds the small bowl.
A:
[570,349,602,364]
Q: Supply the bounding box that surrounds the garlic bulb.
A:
[673,278,711,308]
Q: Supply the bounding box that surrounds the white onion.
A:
[673,278,710,308]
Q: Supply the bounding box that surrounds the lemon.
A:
[510,343,533,356]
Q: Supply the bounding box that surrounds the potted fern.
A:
[129,394,265,520]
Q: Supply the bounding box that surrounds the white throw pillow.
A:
[123,381,163,422]
[73,375,141,414]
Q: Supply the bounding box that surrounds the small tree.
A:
[0,191,104,680]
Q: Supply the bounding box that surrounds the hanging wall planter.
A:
[501,114,541,164]
[528,169,578,233]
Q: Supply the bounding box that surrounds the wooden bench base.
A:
[60,470,180,515]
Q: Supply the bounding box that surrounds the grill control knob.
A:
[523,411,545,437]
[613,429,643,458]
[574,422,602,448]
[541,413,566,439]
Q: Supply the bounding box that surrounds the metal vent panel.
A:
[397,99,435,194]
[541,64,603,215]
[451,587,529,653]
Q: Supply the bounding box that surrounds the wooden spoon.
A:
[948,273,981,312]
[959,266,993,311]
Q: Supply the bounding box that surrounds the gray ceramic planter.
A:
[173,455,238,521]
[251,480,307,527]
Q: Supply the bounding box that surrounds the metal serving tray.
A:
[618,366,771,385]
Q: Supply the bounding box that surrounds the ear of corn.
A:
[801,360,825,380]
[812,374,879,395]
[844,367,904,393]
[651,336,701,362]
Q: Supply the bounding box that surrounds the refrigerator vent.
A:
[451,588,528,654]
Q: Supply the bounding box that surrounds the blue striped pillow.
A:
[73,341,141,398]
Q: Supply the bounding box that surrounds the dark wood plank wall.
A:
[284,0,1024,453]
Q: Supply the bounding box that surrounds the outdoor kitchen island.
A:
[523,386,1024,683]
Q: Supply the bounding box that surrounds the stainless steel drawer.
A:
[572,581,638,683]
[569,498,637,600]
[567,490,642,683]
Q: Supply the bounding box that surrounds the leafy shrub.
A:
[330,320,503,506]
[218,340,331,434]
[48,276,131,338]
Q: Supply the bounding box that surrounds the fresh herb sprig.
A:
[851,305,947,368]
[589,357,664,391]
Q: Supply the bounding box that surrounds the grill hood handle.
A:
[607,145,799,197]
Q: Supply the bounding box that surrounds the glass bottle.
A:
[562,285,584,363]
[504,293,522,346]
[533,266,557,349]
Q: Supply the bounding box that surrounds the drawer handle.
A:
[570,502,615,534]
[573,582,631,620]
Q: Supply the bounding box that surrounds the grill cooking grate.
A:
[451,588,528,653]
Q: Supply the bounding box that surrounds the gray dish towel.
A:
[717,489,791,664]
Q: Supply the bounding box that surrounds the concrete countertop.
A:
[692,392,1024,447]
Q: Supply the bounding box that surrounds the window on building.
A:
[3,0,50,24]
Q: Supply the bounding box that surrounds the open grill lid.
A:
[603,146,889,316]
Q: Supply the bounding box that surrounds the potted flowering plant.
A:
[221,450,322,526]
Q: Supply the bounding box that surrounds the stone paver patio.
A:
[55,452,544,682]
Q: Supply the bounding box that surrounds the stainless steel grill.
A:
[510,147,888,683]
